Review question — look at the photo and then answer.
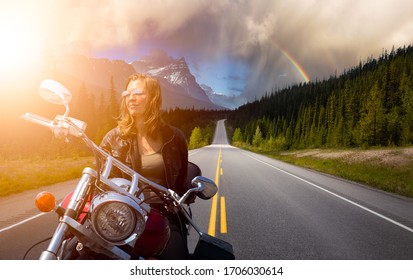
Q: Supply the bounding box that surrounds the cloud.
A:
[222,75,242,81]
[3,0,413,103]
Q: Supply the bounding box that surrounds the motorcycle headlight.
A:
[91,192,146,245]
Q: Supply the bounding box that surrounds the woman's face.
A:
[124,79,148,117]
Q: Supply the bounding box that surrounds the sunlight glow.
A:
[0,7,45,81]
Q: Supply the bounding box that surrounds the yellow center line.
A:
[208,148,221,236]
[220,196,227,234]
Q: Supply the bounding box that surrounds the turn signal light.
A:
[35,191,56,212]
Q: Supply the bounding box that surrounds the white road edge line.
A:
[0,212,46,233]
[246,153,413,234]
[0,147,211,233]
[1,150,201,233]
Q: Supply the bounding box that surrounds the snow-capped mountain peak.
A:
[132,54,210,103]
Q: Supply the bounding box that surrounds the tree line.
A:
[1,74,227,160]
[227,45,413,150]
[6,44,411,159]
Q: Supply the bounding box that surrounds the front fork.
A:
[39,169,94,260]
[39,223,70,260]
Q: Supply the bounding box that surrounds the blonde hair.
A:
[118,73,163,138]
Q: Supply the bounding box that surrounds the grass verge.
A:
[2,146,413,199]
[0,157,94,197]
[234,143,413,198]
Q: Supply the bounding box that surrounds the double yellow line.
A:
[208,148,227,236]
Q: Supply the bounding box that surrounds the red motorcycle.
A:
[22,79,234,260]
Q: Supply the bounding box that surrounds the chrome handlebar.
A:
[20,112,173,198]
[20,112,216,204]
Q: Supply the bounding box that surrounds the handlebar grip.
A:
[20,113,54,129]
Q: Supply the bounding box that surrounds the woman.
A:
[100,73,190,259]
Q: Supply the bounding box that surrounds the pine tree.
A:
[232,128,243,143]
[252,126,264,147]
[189,127,205,149]
[400,70,413,144]
[357,82,386,146]
[108,76,119,128]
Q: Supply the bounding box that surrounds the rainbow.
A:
[278,47,310,83]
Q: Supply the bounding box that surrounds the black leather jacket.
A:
[99,124,189,197]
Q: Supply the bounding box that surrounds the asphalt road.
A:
[1,119,413,259]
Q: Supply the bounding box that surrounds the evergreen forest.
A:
[227,45,413,150]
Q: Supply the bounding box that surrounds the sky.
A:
[1,0,413,108]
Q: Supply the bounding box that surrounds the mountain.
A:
[51,52,223,110]
[131,51,216,106]
[200,84,246,110]
[52,54,133,98]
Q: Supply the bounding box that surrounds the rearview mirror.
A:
[191,176,218,200]
[39,79,72,117]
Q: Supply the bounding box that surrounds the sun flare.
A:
[0,6,45,80]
